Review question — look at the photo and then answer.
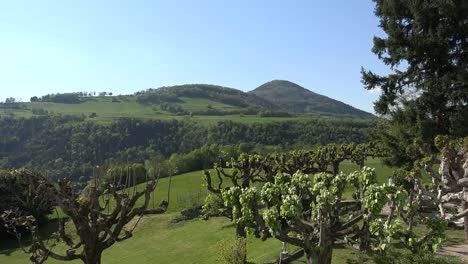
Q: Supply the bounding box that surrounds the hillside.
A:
[250,80,374,118]
[137,84,274,110]
[1,80,374,122]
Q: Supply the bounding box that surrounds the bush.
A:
[202,193,225,218]
[31,108,48,115]
[217,237,247,264]
[373,248,463,264]
[257,110,292,117]
[0,170,55,236]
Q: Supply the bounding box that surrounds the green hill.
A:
[1,80,374,122]
[250,80,374,118]
[137,84,274,110]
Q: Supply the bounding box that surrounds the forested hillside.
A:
[0,115,374,181]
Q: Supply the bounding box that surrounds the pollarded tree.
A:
[204,153,267,237]
[203,144,381,238]
[1,169,169,264]
[222,167,408,264]
[416,136,468,241]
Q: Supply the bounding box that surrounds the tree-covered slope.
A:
[249,80,374,118]
[0,116,374,181]
[135,84,274,115]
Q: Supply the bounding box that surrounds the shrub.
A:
[31,108,48,115]
[373,248,463,264]
[217,237,247,264]
[0,170,55,236]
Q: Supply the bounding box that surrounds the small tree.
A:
[2,169,169,264]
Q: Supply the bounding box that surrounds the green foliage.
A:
[31,108,48,115]
[105,163,149,187]
[38,93,81,104]
[160,103,188,115]
[221,167,404,263]
[201,193,225,218]
[373,247,463,264]
[257,110,292,118]
[136,84,273,110]
[208,142,452,263]
[362,0,468,167]
[216,237,247,264]
[0,116,373,181]
[0,170,55,235]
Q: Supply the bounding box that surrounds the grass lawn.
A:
[0,213,374,264]
[0,159,464,263]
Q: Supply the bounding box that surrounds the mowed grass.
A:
[0,159,398,264]
[0,159,464,264]
[2,96,368,124]
[0,213,376,264]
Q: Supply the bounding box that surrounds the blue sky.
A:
[0,0,388,113]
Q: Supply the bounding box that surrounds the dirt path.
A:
[438,244,468,261]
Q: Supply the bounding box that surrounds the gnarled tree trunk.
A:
[83,247,102,264]
[304,246,332,264]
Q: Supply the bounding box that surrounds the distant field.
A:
[0,96,372,124]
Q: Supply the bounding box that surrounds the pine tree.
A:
[362,0,468,167]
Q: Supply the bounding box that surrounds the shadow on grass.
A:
[221,222,236,229]
[0,218,63,256]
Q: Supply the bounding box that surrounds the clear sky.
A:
[0,0,388,113]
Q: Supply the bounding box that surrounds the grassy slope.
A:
[1,159,463,263]
[2,95,372,124]
[0,159,391,264]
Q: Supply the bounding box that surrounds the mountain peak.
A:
[249,80,373,118]
[255,80,311,92]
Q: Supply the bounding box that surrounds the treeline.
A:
[104,143,279,187]
[0,115,374,181]
[30,91,115,104]
[135,84,272,109]
[0,98,26,110]
[31,93,81,104]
